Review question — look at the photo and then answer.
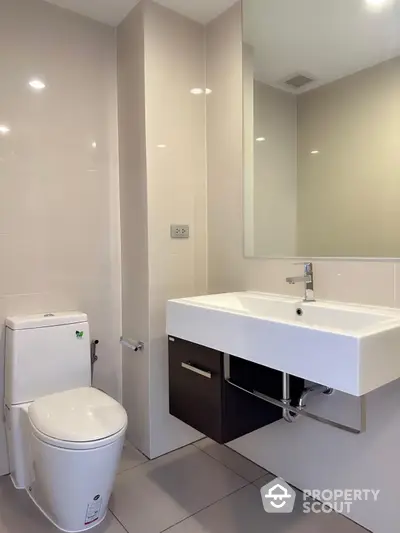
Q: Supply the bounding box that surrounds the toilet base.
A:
[27,432,124,532]
[5,395,126,533]
[26,488,108,533]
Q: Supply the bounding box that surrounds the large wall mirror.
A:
[243,0,400,258]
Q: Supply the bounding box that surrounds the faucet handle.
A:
[293,261,313,274]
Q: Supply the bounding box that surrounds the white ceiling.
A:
[155,0,238,24]
[43,0,238,26]
[244,0,400,93]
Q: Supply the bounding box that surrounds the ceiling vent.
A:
[284,74,315,89]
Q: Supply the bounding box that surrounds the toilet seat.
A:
[30,423,127,450]
[28,387,127,451]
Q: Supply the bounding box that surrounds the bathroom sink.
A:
[166,292,400,396]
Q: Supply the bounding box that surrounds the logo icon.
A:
[75,331,84,339]
[260,478,296,513]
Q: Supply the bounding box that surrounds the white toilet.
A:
[4,312,128,533]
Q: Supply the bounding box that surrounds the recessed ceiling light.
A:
[0,125,10,135]
[190,88,204,95]
[157,144,167,148]
[29,79,46,90]
[311,150,320,154]
[256,137,266,142]
[91,141,97,148]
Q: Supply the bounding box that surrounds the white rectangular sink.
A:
[166,292,400,396]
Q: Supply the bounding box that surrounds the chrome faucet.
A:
[286,262,315,302]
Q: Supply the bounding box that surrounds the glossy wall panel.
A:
[0,0,121,473]
[116,0,207,458]
[144,1,207,457]
[117,1,151,456]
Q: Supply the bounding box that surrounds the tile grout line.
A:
[159,484,251,533]
[194,441,269,483]
[108,508,131,533]
[116,441,213,479]
[114,443,251,533]
[117,458,149,477]
[158,442,252,532]
[114,442,263,533]
[113,444,369,533]
[221,443,270,479]
[194,439,266,474]
[117,441,217,479]
[194,445,252,484]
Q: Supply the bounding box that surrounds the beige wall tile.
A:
[244,259,305,297]
[117,1,151,456]
[315,261,395,307]
[393,264,400,308]
[144,1,207,457]
[117,0,207,458]
[253,82,297,257]
[297,57,400,258]
[206,3,246,295]
[0,0,121,473]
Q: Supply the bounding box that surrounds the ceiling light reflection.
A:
[29,79,46,90]
[365,0,393,11]
[190,88,213,95]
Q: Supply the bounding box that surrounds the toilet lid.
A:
[28,387,127,443]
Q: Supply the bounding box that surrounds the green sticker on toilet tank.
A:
[76,331,84,339]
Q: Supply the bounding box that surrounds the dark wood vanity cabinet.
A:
[168,337,304,444]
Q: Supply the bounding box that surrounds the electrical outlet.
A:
[171,225,190,239]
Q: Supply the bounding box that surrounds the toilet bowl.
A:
[4,313,128,533]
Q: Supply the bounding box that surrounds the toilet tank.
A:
[5,312,91,406]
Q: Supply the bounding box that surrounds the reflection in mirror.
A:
[243,0,400,258]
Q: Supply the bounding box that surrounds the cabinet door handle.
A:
[181,362,212,379]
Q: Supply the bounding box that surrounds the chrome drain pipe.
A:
[282,373,298,423]
[282,373,333,422]
[223,354,366,434]
[298,383,334,410]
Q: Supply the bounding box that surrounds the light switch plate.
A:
[171,225,190,239]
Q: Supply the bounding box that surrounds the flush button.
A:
[44,313,55,317]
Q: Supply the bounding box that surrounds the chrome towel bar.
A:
[120,337,144,352]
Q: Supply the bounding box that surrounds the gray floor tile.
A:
[118,440,148,474]
[0,475,125,533]
[253,473,275,489]
[109,444,248,533]
[194,438,267,482]
[165,483,368,533]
